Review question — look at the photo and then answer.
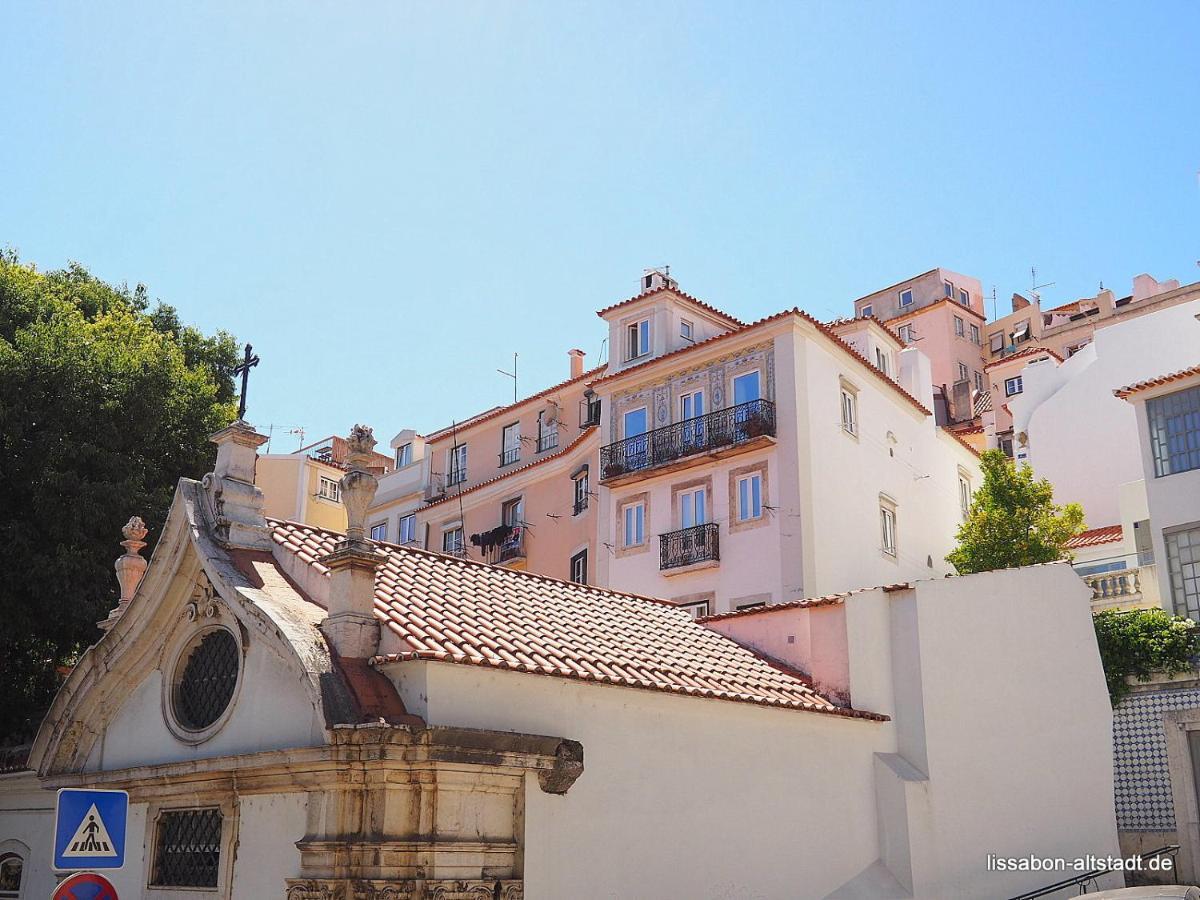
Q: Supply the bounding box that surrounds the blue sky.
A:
[3,1,1199,448]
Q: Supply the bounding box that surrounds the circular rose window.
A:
[172,629,239,731]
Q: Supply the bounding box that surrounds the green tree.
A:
[1093,608,1200,705]
[0,251,238,743]
[946,449,1086,574]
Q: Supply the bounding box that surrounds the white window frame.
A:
[954,315,965,337]
[678,599,710,619]
[623,502,646,548]
[442,526,464,555]
[899,289,914,308]
[317,475,341,502]
[680,487,707,528]
[369,521,388,542]
[898,324,914,344]
[395,442,412,468]
[447,444,468,484]
[573,472,589,514]
[958,473,972,521]
[623,406,648,438]
[861,304,873,318]
[737,473,763,522]
[970,322,980,344]
[732,369,762,405]
[501,422,521,465]
[1005,376,1023,396]
[880,500,898,558]
[957,362,969,382]
[840,385,858,436]
[974,370,984,393]
[570,548,588,584]
[627,318,651,360]
[989,331,1005,353]
[502,495,524,527]
[943,280,954,298]
[398,514,417,545]
[875,347,889,375]
[680,389,704,422]
[958,287,969,306]
[680,319,693,341]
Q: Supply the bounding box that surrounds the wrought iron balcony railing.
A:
[600,399,776,481]
[537,431,559,453]
[498,448,520,467]
[660,523,720,570]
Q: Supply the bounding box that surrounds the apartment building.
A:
[257,433,393,531]
[851,267,988,423]
[368,350,604,585]
[594,273,981,615]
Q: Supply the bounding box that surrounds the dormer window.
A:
[395,442,412,468]
[627,319,650,360]
[861,305,873,318]
[899,290,913,308]
[959,288,970,307]
[944,280,954,298]
[680,319,693,342]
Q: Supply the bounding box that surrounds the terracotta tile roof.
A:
[589,308,932,417]
[940,425,982,457]
[269,520,886,720]
[1114,363,1200,400]
[425,364,608,443]
[299,435,395,472]
[1064,524,1123,549]
[851,268,940,303]
[698,584,912,623]
[827,315,906,348]
[879,296,986,327]
[983,346,1063,371]
[422,426,596,509]
[596,284,744,327]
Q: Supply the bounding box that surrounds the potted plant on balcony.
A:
[739,410,771,438]
[603,460,626,479]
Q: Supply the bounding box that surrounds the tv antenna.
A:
[497,353,518,404]
[1030,266,1055,305]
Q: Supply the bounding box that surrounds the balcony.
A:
[537,431,559,453]
[470,524,526,566]
[498,448,520,468]
[1083,565,1159,611]
[600,399,776,484]
[660,523,720,572]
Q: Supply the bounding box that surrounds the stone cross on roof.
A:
[233,343,260,421]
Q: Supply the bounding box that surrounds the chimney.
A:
[205,421,272,550]
[1011,293,1031,312]
[898,347,935,412]
[100,516,148,631]
[1095,288,1116,319]
[319,425,382,659]
[568,348,586,379]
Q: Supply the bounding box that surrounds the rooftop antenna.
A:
[989,285,997,321]
[1030,266,1056,305]
[497,353,518,404]
[289,427,306,450]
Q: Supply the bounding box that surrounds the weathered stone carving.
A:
[101,515,150,630]
[537,739,585,794]
[284,879,513,900]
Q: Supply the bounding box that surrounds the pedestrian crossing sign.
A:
[54,789,128,871]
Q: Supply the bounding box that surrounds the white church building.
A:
[0,421,1122,899]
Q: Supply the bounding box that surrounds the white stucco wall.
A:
[1011,298,1200,525]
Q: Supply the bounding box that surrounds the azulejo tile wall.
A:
[1113,686,1200,830]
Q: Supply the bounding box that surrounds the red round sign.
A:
[53,871,119,900]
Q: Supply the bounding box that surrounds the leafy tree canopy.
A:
[1093,608,1200,705]
[0,250,238,743]
[946,449,1085,574]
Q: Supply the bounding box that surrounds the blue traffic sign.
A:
[54,789,128,871]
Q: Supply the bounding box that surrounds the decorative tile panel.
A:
[1112,686,1200,830]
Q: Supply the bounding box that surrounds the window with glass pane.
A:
[370,522,388,541]
[570,549,587,584]
[1166,525,1200,619]
[680,319,693,341]
[448,445,467,484]
[738,474,762,521]
[899,289,913,307]
[501,423,520,466]
[970,323,980,344]
[443,527,464,554]
[680,488,706,528]
[841,389,857,434]
[880,505,897,556]
[958,476,971,520]
[1005,376,1023,396]
[573,473,589,514]
[623,503,645,547]
[627,319,650,359]
[944,281,954,298]
[861,305,873,318]
[0,854,22,898]
[318,476,341,502]
[954,316,964,336]
[152,808,221,888]
[502,497,523,527]
[958,288,969,306]
[398,514,417,544]
[958,363,969,382]
[733,371,760,404]
[1147,385,1200,477]
[395,443,412,468]
[875,347,889,375]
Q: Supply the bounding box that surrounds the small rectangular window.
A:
[958,475,972,520]
[627,319,650,359]
[841,388,857,435]
[573,472,589,515]
[1148,385,1200,477]
[880,503,897,557]
[501,423,520,466]
[954,315,965,337]
[875,347,889,376]
[447,444,468,484]
[737,474,763,521]
[623,502,646,547]
[680,487,707,528]
[1005,376,1023,396]
[989,332,1005,353]
[957,362,969,382]
[678,599,710,619]
[443,527,464,555]
[395,443,412,468]
[369,522,388,541]
[318,476,341,502]
[974,371,984,393]
[898,324,914,344]
[899,289,913,307]
[398,514,417,544]
[570,549,588,584]
[970,323,980,344]
[680,319,693,341]
[861,304,873,318]
[959,288,970,306]
[152,808,222,888]
[944,280,954,298]
[1166,525,1200,619]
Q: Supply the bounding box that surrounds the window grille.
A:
[1148,385,1200,477]
[152,809,222,888]
[175,630,238,730]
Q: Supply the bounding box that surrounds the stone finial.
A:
[319,425,383,659]
[101,516,149,631]
[340,424,380,545]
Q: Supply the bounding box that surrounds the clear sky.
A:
[3,1,1199,448]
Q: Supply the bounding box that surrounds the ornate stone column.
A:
[203,421,273,550]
